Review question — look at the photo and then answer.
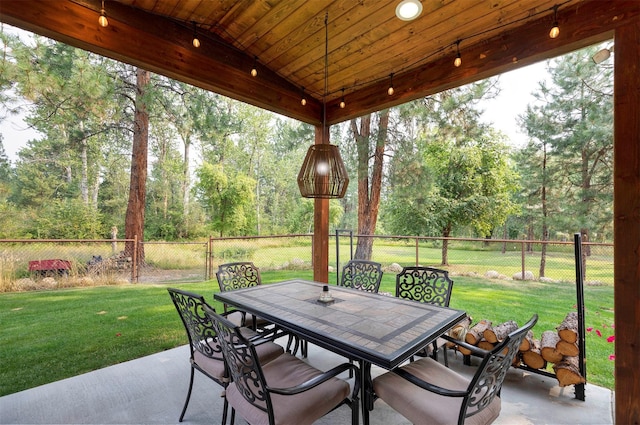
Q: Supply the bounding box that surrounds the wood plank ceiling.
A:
[2,1,637,127]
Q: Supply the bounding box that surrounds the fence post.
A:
[521,241,525,279]
[573,233,587,401]
[415,238,419,266]
[131,234,138,283]
[335,229,340,286]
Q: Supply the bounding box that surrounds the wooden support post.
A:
[613,17,640,425]
[312,125,329,283]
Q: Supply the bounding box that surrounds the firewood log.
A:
[540,330,563,363]
[522,339,547,369]
[556,339,580,357]
[456,344,472,356]
[465,320,492,345]
[519,330,534,352]
[484,320,518,344]
[557,312,579,343]
[553,356,586,387]
[477,339,495,351]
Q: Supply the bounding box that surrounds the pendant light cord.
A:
[323,11,328,143]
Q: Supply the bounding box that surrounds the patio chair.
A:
[339,259,383,293]
[167,287,284,424]
[373,314,538,425]
[396,266,455,365]
[215,261,305,357]
[203,304,361,425]
[215,262,264,327]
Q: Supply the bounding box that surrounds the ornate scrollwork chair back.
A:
[396,266,454,306]
[205,304,361,425]
[340,259,384,293]
[167,288,228,423]
[373,314,538,425]
[167,287,283,424]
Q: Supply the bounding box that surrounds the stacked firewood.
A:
[450,312,586,387]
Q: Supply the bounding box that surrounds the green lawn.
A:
[0,270,614,396]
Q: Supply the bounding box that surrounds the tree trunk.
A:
[351,110,387,260]
[124,68,150,267]
[539,141,548,277]
[182,138,190,234]
[441,224,451,266]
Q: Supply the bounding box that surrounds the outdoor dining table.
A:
[214,278,466,425]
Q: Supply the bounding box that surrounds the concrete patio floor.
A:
[0,338,614,425]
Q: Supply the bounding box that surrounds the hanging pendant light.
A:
[98,0,109,27]
[297,12,349,199]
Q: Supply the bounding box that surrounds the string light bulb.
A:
[549,5,560,39]
[191,22,200,48]
[387,74,394,96]
[251,56,258,77]
[98,0,109,27]
[301,87,307,106]
[340,89,346,109]
[454,40,462,67]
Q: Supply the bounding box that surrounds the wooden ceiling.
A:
[0,1,638,126]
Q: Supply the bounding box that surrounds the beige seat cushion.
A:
[225,310,270,329]
[194,329,284,381]
[226,353,350,425]
[373,357,501,425]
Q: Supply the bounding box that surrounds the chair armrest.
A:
[440,334,490,357]
[393,368,468,398]
[268,362,361,398]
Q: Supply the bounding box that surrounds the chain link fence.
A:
[0,234,612,292]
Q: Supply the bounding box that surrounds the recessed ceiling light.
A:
[396,0,423,21]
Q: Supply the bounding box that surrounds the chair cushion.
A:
[226,353,350,425]
[194,329,283,382]
[225,311,270,329]
[373,357,501,425]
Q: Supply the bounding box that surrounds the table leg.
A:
[359,360,373,425]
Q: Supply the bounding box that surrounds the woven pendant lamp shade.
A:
[297,144,349,198]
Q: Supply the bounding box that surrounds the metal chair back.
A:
[461,315,538,423]
[340,259,383,293]
[396,266,454,306]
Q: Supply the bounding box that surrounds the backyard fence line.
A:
[0,234,613,291]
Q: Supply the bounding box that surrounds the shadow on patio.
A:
[0,338,613,425]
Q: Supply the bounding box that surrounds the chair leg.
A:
[221,397,228,425]
[179,366,195,422]
[443,346,449,367]
[230,407,236,425]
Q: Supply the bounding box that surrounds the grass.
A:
[0,268,614,396]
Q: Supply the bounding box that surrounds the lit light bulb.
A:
[99,1,108,27]
[388,86,394,96]
[316,161,329,175]
[251,68,257,77]
[549,6,560,39]
[301,97,307,106]
[454,55,462,67]
[340,99,345,109]
[99,9,108,27]
[192,37,200,48]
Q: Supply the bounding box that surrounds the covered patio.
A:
[0,1,638,423]
[0,339,614,424]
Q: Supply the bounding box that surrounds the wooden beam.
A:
[613,16,640,425]
[0,0,323,126]
[326,0,640,125]
[312,125,330,284]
